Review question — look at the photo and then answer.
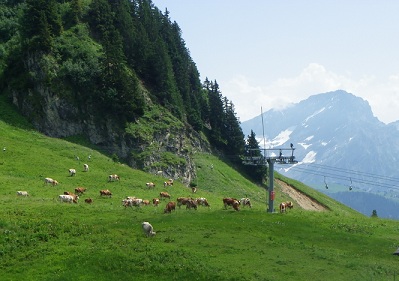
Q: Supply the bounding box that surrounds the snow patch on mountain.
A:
[265,129,293,148]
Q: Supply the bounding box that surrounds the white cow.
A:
[69,169,76,176]
[59,194,78,203]
[146,182,155,189]
[17,191,29,196]
[108,174,120,181]
[122,198,143,207]
[240,198,252,208]
[83,164,89,172]
[44,177,58,186]
[142,222,156,237]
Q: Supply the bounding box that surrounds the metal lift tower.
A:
[243,146,298,213]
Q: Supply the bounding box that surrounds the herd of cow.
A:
[16,162,295,237]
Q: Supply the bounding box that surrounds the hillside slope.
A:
[1,104,399,280]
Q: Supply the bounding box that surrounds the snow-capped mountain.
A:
[241,90,399,216]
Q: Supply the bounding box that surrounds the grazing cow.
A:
[191,187,197,193]
[152,198,160,206]
[177,197,190,208]
[196,197,210,208]
[100,189,112,197]
[285,201,294,209]
[142,222,156,237]
[240,198,252,208]
[185,199,198,210]
[160,192,171,199]
[63,192,79,201]
[44,177,58,186]
[164,201,176,213]
[163,179,174,187]
[85,198,93,204]
[59,194,78,203]
[142,200,150,205]
[146,182,156,189]
[108,174,120,182]
[74,187,86,195]
[223,197,240,211]
[69,169,76,176]
[122,198,143,207]
[17,191,29,196]
[279,202,287,213]
[83,164,89,172]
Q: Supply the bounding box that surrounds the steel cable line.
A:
[308,163,399,183]
[288,165,399,191]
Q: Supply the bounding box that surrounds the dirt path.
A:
[276,179,327,211]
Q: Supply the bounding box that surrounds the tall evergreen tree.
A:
[244,130,267,183]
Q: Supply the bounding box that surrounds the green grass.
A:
[1,101,399,280]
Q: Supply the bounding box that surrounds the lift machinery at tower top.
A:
[243,145,298,213]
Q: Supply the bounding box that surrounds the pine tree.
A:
[244,130,267,183]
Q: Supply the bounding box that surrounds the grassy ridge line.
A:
[1,98,399,280]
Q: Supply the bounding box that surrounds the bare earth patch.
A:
[276,179,327,211]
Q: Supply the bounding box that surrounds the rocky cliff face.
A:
[11,82,211,185]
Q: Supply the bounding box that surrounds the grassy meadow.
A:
[1,99,399,280]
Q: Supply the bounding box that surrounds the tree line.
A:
[0,0,265,182]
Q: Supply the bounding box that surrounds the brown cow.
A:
[163,179,174,187]
[196,197,210,208]
[75,187,87,195]
[279,202,287,213]
[177,197,191,208]
[223,197,240,211]
[85,198,93,204]
[152,198,160,206]
[100,189,112,197]
[185,199,197,210]
[160,192,171,199]
[164,201,176,213]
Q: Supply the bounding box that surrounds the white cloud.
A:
[222,63,399,124]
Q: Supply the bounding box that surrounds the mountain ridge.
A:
[241,90,399,219]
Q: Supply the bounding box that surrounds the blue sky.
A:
[152,0,399,124]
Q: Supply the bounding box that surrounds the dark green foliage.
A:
[243,130,267,183]
[0,0,248,170]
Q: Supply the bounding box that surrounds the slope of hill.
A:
[1,101,399,280]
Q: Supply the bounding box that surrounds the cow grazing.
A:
[122,198,143,207]
[191,187,197,193]
[152,198,160,206]
[164,201,176,213]
[69,168,76,176]
[240,198,252,208]
[85,198,93,204]
[83,164,89,172]
[177,197,190,208]
[142,222,156,237]
[223,197,240,211]
[100,189,112,197]
[74,187,86,195]
[44,177,58,186]
[108,174,120,182]
[163,179,174,187]
[17,191,29,196]
[142,200,150,205]
[146,182,155,189]
[59,194,78,203]
[285,201,294,209]
[196,197,210,208]
[160,192,171,199]
[185,199,198,210]
[177,197,197,209]
[279,202,287,213]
